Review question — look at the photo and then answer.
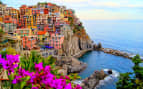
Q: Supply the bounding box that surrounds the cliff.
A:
[61,18,93,56]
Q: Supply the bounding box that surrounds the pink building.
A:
[22,36,37,50]
[49,33,64,49]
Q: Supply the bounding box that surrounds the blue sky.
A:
[1,0,143,20]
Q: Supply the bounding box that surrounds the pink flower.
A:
[12,75,22,84]
[35,62,43,72]
[0,54,2,58]
[65,83,72,89]
[0,55,20,75]
[31,86,39,89]
[74,84,82,89]
[44,65,51,73]
[65,76,70,80]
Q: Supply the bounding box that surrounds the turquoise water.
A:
[79,20,143,89]
[79,51,134,89]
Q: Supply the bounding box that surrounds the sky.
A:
[1,0,143,20]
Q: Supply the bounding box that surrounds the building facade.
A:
[49,33,64,49]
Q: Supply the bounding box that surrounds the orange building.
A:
[6,7,19,19]
[49,33,64,49]
[20,5,27,15]
[22,36,37,50]
[64,10,73,18]
[0,16,3,22]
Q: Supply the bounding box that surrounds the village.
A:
[0,2,83,57]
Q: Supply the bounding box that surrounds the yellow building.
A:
[37,31,49,41]
[59,6,66,19]
[25,7,32,15]
[26,15,33,28]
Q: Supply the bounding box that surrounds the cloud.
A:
[52,0,88,3]
[89,2,121,8]
[76,8,143,20]
[88,1,143,8]
[2,0,143,20]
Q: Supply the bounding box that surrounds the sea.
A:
[79,20,143,89]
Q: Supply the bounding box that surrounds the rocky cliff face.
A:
[61,28,93,56]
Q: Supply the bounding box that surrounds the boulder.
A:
[81,70,107,89]
[57,69,67,75]
[56,56,87,74]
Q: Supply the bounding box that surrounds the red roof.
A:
[47,3,53,6]
[37,31,46,35]
[20,5,27,8]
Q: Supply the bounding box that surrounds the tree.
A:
[6,47,17,55]
[0,0,3,4]
[116,55,143,89]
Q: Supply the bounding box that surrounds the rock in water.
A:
[81,70,107,89]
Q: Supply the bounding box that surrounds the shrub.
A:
[116,55,143,89]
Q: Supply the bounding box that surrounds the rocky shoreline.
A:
[73,49,93,58]
[93,43,143,60]
[101,48,143,60]
[55,56,87,75]
[101,48,131,59]
[55,47,94,75]
[81,70,107,89]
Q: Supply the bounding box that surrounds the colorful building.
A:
[3,23,17,34]
[37,30,49,41]
[49,33,64,49]
[25,15,34,28]
[3,16,17,33]
[25,7,32,15]
[0,2,77,52]
[40,48,56,57]
[0,4,6,16]
[20,5,27,15]
[32,6,40,15]
[6,7,19,19]
[15,28,32,37]
[36,14,48,25]
[64,9,74,18]
[22,36,37,50]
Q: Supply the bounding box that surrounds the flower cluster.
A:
[12,62,82,89]
[0,54,82,89]
[0,54,20,75]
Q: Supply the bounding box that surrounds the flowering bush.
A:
[0,54,82,89]
[0,54,20,75]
